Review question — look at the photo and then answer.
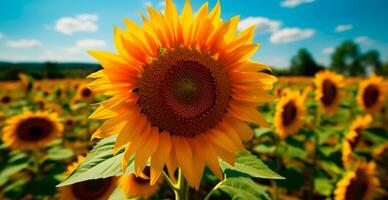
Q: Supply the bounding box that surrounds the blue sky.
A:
[0,0,387,69]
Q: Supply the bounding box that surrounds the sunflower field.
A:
[0,0,388,200]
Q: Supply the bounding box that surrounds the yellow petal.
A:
[192,136,223,180]
[224,114,253,141]
[207,129,239,153]
[114,116,148,154]
[229,100,269,127]
[134,128,159,176]
[173,136,195,187]
[150,131,172,185]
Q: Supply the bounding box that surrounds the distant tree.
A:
[290,48,321,76]
[330,40,363,76]
[381,62,388,76]
[361,50,382,74]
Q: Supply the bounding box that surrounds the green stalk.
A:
[273,134,282,200]
[308,106,321,200]
[204,180,223,200]
[174,169,189,200]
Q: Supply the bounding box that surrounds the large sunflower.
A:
[314,70,343,115]
[334,161,379,200]
[59,156,118,200]
[342,115,372,168]
[274,89,305,138]
[356,74,386,114]
[2,110,63,150]
[87,0,276,189]
[119,166,163,199]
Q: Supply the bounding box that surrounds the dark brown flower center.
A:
[1,96,11,104]
[281,101,297,126]
[66,119,76,127]
[81,88,92,98]
[348,128,362,150]
[138,48,231,137]
[344,169,368,200]
[321,79,337,106]
[363,84,379,108]
[16,118,54,142]
[71,177,113,200]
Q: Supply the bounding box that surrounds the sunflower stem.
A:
[308,106,321,200]
[32,150,41,176]
[204,180,223,200]
[162,171,179,191]
[273,134,282,200]
[174,168,189,200]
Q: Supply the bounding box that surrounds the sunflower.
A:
[119,166,163,199]
[18,73,33,93]
[59,156,118,200]
[356,74,386,114]
[334,161,379,200]
[314,70,343,115]
[0,94,12,105]
[87,0,276,189]
[274,90,305,138]
[342,115,372,168]
[75,84,95,101]
[2,110,63,150]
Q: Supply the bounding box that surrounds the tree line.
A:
[273,40,388,76]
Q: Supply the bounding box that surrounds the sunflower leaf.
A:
[217,177,271,200]
[220,151,284,179]
[57,136,133,187]
[0,151,31,186]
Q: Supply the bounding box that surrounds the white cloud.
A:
[335,24,353,32]
[355,36,373,45]
[7,39,42,48]
[55,14,98,35]
[270,28,315,44]
[281,0,314,8]
[0,32,4,40]
[238,17,282,34]
[65,39,106,54]
[145,1,152,6]
[323,47,334,54]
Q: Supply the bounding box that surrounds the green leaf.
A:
[218,177,271,200]
[45,147,74,161]
[220,151,284,180]
[253,128,272,138]
[314,177,333,196]
[276,165,304,191]
[253,143,276,154]
[109,187,127,200]
[321,161,344,176]
[364,128,388,144]
[57,136,134,187]
[282,136,307,160]
[0,152,31,186]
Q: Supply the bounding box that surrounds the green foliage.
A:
[290,48,322,76]
[331,40,361,75]
[44,147,74,161]
[0,61,100,80]
[57,136,133,187]
[218,177,271,200]
[276,165,305,191]
[0,151,31,186]
[220,151,284,180]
